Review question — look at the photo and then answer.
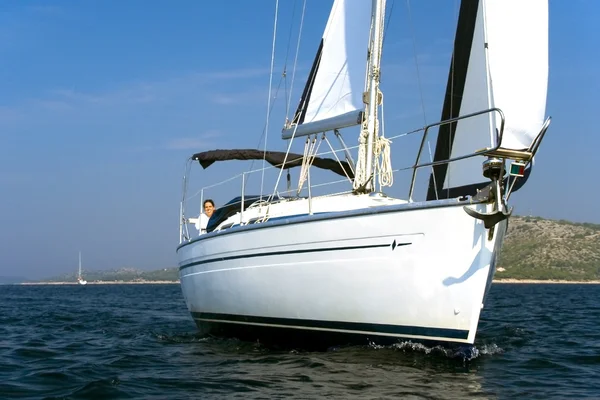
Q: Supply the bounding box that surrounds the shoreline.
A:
[19,281,179,285]
[493,279,600,284]
[15,279,600,285]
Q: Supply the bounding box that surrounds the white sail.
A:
[485,0,549,150]
[282,0,372,139]
[440,1,493,194]
[430,0,549,198]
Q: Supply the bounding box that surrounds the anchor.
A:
[464,157,512,230]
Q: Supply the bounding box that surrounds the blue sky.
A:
[0,1,597,279]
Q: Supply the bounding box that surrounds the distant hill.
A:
[497,215,600,280]
[42,267,179,283]
[33,215,600,283]
[0,276,30,285]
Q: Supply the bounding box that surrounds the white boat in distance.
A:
[77,251,87,285]
[177,0,551,346]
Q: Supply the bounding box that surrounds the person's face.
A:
[204,202,215,217]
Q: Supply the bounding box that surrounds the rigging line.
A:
[188,125,424,206]
[268,27,324,201]
[296,135,323,197]
[406,0,437,200]
[286,0,307,122]
[248,2,302,177]
[206,123,422,198]
[382,0,395,45]
[324,135,353,183]
[445,0,460,200]
[247,74,285,175]
[269,116,299,209]
[406,0,427,126]
[282,0,299,118]
[260,0,280,202]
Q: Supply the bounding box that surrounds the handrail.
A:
[528,116,552,156]
[179,108,504,242]
[408,108,505,200]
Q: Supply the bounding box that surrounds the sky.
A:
[0,0,598,279]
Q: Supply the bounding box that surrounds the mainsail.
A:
[427,0,549,200]
[281,0,372,139]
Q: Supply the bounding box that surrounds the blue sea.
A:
[1,283,599,399]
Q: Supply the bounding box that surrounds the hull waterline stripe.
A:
[191,312,469,340]
[179,242,410,271]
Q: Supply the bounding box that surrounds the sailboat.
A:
[77,251,87,285]
[176,0,550,345]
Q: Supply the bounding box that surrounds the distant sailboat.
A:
[77,251,87,285]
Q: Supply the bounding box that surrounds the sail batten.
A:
[282,0,372,139]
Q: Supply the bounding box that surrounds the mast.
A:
[279,0,388,192]
[78,251,82,278]
[356,0,386,192]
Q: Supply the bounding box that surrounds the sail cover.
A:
[427,0,548,200]
[192,149,354,179]
[281,0,372,139]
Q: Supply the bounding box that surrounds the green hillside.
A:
[44,267,179,283]
[497,216,600,280]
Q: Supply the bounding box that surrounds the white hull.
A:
[173,0,550,348]
[177,195,506,345]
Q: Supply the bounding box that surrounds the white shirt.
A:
[195,213,211,234]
